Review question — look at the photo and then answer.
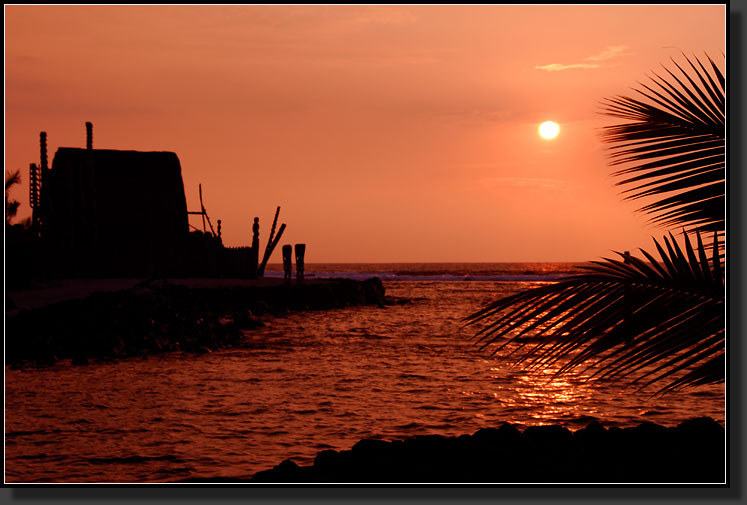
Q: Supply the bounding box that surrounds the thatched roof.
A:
[44,148,189,250]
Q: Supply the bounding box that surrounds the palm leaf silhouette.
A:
[465,231,724,395]
[599,53,725,233]
[5,169,22,225]
[467,53,725,394]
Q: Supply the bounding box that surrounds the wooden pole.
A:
[29,163,39,209]
[197,184,217,236]
[86,122,93,150]
[40,132,48,171]
[39,132,48,238]
[262,206,280,264]
[258,223,286,277]
[204,210,216,237]
[29,163,40,232]
[250,217,260,278]
[198,184,209,234]
[268,207,280,248]
[199,184,206,233]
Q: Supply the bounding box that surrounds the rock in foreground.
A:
[251,417,725,483]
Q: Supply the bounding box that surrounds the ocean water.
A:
[4,263,725,483]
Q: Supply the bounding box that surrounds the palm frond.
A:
[599,53,725,233]
[465,230,724,395]
[5,169,22,224]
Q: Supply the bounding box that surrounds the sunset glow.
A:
[4,5,726,262]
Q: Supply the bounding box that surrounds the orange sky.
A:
[4,5,726,262]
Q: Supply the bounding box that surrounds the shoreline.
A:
[5,276,393,367]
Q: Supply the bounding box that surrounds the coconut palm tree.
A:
[466,53,725,396]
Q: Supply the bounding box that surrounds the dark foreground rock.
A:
[5,277,387,367]
[250,417,725,483]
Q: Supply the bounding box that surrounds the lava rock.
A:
[6,278,387,367]
[249,418,725,484]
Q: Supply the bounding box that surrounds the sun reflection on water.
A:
[5,278,724,482]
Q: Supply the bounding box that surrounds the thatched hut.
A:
[41,147,189,275]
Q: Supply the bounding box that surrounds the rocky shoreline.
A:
[5,277,391,367]
[244,417,725,484]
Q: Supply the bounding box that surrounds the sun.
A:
[539,121,560,140]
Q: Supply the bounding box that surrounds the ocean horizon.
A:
[262,261,584,282]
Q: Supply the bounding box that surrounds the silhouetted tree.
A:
[466,54,725,396]
[5,170,22,227]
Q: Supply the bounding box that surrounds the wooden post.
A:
[84,123,97,254]
[193,184,216,236]
[258,223,286,277]
[282,244,292,282]
[258,206,281,276]
[263,207,280,261]
[295,243,306,282]
[250,217,260,278]
[252,217,259,249]
[29,163,41,233]
[198,184,206,233]
[86,122,93,150]
[39,132,49,237]
[40,132,48,171]
[29,163,39,209]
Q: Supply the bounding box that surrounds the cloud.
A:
[535,63,602,72]
[535,45,631,72]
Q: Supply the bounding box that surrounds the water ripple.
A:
[5,277,725,482]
